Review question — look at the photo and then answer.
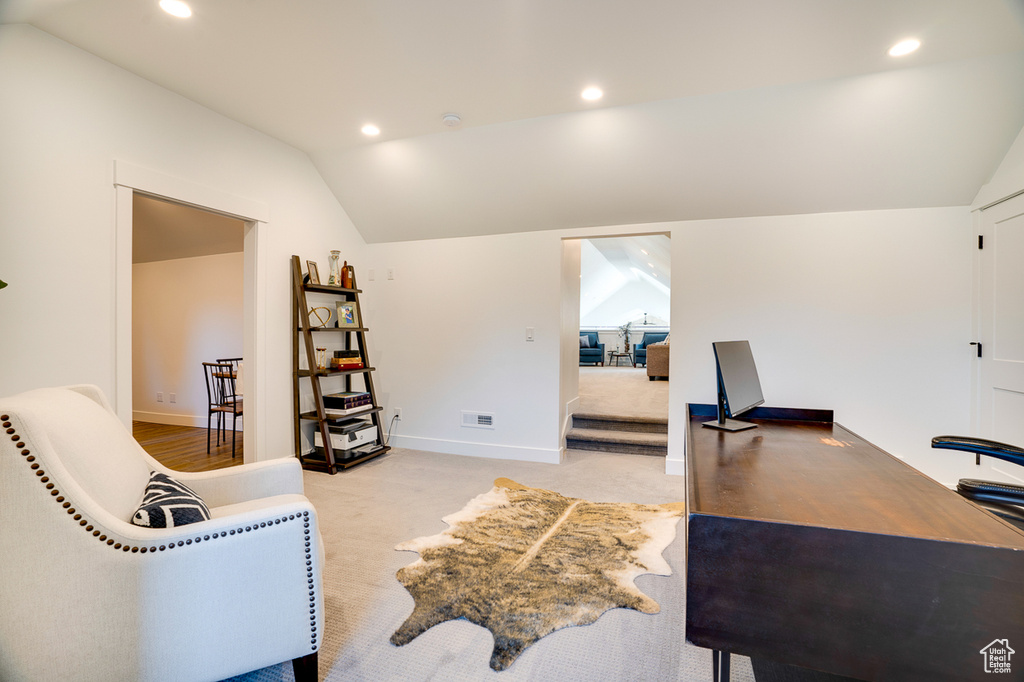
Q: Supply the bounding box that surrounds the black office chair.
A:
[931,435,1024,530]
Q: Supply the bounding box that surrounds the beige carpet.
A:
[228,447,754,682]
[578,366,669,420]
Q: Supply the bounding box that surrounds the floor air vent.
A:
[461,411,495,429]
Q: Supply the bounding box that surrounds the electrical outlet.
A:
[368,268,375,281]
[395,407,402,421]
[169,393,176,404]
[387,268,395,280]
[156,392,163,402]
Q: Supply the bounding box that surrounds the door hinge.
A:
[978,235,984,249]
[971,341,982,358]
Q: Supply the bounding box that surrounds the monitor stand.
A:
[703,418,757,432]
[704,393,759,431]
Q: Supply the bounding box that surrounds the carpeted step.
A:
[571,412,668,435]
[566,427,668,457]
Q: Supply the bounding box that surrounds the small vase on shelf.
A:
[327,251,341,286]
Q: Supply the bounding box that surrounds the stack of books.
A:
[330,350,364,370]
[323,391,372,417]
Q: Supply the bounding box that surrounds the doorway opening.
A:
[114,160,270,465]
[577,234,671,420]
[560,232,671,461]
[131,194,245,467]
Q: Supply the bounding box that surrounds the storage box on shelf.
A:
[291,254,390,473]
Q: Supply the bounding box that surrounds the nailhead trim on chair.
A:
[1,415,319,651]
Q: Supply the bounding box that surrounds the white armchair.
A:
[0,385,323,682]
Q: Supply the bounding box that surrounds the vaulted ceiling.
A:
[5,0,1024,243]
[580,235,671,327]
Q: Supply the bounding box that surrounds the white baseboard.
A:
[664,457,685,476]
[133,411,241,430]
[389,434,561,464]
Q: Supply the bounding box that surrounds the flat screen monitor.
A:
[703,340,764,432]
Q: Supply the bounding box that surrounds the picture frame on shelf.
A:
[306,260,320,285]
[336,300,360,328]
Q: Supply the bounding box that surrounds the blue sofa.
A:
[633,332,669,366]
[579,331,605,366]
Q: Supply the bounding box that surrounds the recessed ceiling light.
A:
[159,0,192,18]
[888,38,920,57]
[361,124,380,137]
[581,86,603,101]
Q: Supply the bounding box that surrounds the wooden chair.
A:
[202,361,243,457]
[216,357,243,374]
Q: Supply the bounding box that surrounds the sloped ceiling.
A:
[5,0,1024,243]
[581,235,671,327]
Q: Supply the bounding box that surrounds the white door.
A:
[977,192,1024,484]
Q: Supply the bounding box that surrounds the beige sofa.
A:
[647,342,669,380]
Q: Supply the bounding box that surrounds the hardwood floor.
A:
[133,421,244,472]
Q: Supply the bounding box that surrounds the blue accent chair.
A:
[633,332,669,367]
[579,331,605,366]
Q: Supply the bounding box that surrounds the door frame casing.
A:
[113,161,270,463]
[971,191,1024,484]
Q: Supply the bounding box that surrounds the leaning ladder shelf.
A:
[291,254,390,473]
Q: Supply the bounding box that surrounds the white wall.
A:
[368,207,975,485]
[133,253,243,426]
[367,232,564,463]
[668,207,974,484]
[0,26,368,460]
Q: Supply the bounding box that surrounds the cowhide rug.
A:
[390,478,685,671]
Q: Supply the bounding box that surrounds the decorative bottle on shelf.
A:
[327,251,341,285]
[341,261,352,288]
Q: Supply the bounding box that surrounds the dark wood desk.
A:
[685,404,1024,682]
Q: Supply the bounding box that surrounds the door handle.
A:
[970,342,982,358]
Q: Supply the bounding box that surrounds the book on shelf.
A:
[323,391,372,409]
[323,405,373,419]
[331,350,363,369]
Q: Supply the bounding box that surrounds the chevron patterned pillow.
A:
[131,471,211,528]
